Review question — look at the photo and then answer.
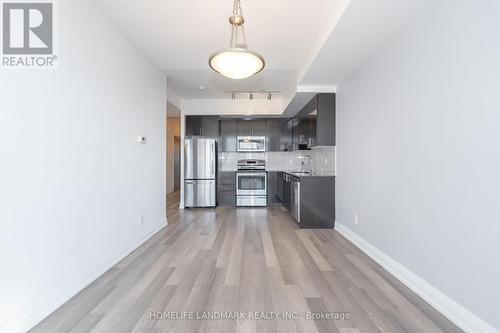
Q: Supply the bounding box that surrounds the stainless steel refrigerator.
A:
[184,138,216,207]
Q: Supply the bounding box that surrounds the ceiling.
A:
[91,0,344,99]
[92,0,341,70]
[164,69,296,100]
[281,0,435,116]
[93,0,435,111]
[300,0,435,86]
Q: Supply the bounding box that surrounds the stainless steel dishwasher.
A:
[291,176,300,223]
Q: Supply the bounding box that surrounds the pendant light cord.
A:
[230,0,247,48]
[233,0,242,16]
[208,0,265,79]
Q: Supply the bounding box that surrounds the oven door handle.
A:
[237,173,267,177]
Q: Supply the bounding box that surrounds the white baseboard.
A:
[335,222,498,333]
[1,222,168,333]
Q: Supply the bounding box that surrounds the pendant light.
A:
[209,0,265,80]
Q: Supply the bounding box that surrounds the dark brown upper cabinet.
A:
[265,119,280,152]
[185,116,219,138]
[219,119,238,152]
[237,119,252,136]
[291,117,316,150]
[251,119,266,136]
[185,116,201,136]
[219,118,288,152]
[296,93,336,147]
[237,119,266,136]
[279,119,293,151]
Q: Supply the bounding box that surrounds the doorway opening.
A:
[166,100,181,210]
[174,136,181,190]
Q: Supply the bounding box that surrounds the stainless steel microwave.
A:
[237,136,266,152]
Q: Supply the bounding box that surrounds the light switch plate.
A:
[137,136,147,144]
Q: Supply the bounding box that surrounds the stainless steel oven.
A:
[236,159,267,206]
[237,136,266,152]
[236,172,267,196]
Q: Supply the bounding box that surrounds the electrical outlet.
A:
[140,215,144,225]
[353,214,359,225]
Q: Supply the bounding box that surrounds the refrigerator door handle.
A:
[211,141,215,177]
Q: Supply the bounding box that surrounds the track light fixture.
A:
[226,90,279,100]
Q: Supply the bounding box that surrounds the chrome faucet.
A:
[298,154,312,173]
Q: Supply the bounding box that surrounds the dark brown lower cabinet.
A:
[276,171,292,209]
[284,174,291,210]
[298,176,335,229]
[277,172,285,203]
[267,172,280,205]
[277,172,335,228]
[218,190,236,206]
[218,171,236,206]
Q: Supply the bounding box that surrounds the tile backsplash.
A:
[219,146,336,175]
[309,146,336,175]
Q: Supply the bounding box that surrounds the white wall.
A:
[336,0,500,331]
[0,1,167,332]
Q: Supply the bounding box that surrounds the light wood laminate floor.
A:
[31,191,462,333]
